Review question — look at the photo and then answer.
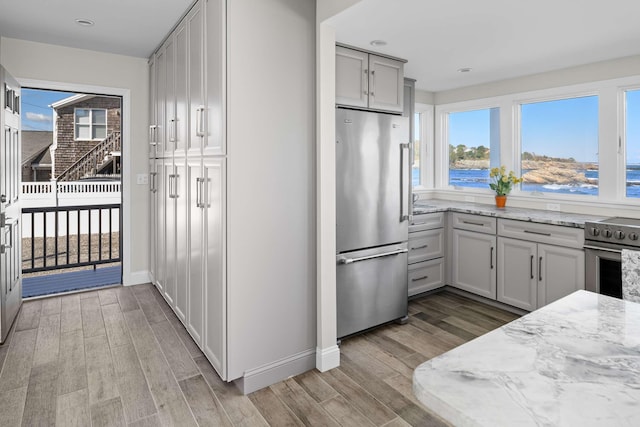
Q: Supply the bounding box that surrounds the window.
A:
[520,96,598,196]
[448,107,500,189]
[75,108,107,140]
[626,89,640,198]
[413,112,421,187]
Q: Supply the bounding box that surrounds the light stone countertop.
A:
[413,200,608,228]
[413,290,640,427]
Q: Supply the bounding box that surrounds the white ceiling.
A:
[329,0,640,92]
[0,0,193,58]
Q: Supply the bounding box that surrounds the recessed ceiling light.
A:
[370,40,387,47]
[457,67,473,73]
[75,18,95,27]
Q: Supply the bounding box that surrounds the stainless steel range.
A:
[584,217,640,298]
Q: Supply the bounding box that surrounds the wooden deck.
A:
[22,265,122,298]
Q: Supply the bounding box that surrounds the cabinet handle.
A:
[490,247,494,269]
[412,222,427,225]
[169,118,177,142]
[538,256,543,281]
[363,69,368,95]
[370,69,375,97]
[411,276,428,282]
[195,177,202,208]
[411,245,428,250]
[462,220,485,227]
[530,255,534,279]
[524,230,552,237]
[196,107,205,137]
[150,172,157,193]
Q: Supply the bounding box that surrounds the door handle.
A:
[150,172,157,193]
[195,177,206,208]
[400,143,411,222]
[169,119,177,142]
[338,248,408,265]
[490,247,494,269]
[539,256,543,281]
[530,255,534,279]
[196,107,205,137]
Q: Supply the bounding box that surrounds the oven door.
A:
[584,244,622,298]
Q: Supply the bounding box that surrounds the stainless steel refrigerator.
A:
[336,108,410,338]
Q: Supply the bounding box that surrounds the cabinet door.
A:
[154,159,165,292]
[204,0,225,156]
[335,46,368,109]
[202,158,226,379]
[149,57,157,159]
[187,158,204,345]
[174,22,188,158]
[149,159,157,283]
[187,1,205,157]
[497,237,537,311]
[162,161,176,306]
[154,47,166,158]
[368,54,404,113]
[452,229,496,299]
[174,158,188,321]
[538,244,585,308]
[163,36,176,157]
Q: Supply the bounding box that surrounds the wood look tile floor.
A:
[0,285,519,426]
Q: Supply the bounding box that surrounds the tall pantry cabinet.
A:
[149,0,226,378]
[149,0,316,394]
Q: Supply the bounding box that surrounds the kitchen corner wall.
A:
[0,37,150,285]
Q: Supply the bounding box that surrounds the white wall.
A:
[226,0,317,383]
[1,37,150,285]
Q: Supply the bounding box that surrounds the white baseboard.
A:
[234,348,316,395]
[123,270,151,286]
[316,345,340,372]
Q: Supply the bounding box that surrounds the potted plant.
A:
[489,166,522,208]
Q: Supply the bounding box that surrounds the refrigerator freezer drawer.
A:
[337,243,408,338]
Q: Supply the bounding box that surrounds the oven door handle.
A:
[583,245,622,254]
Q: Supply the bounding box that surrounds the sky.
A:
[21,88,75,132]
[449,93,640,164]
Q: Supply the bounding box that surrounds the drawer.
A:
[451,212,497,234]
[408,229,444,264]
[498,218,584,249]
[408,258,444,296]
[410,212,444,233]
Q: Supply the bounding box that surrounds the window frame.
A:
[621,85,640,200]
[74,107,108,141]
[413,103,434,189]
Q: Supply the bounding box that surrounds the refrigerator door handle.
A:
[338,248,408,265]
[400,143,411,222]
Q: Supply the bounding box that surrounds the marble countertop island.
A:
[413,200,607,228]
[413,290,640,426]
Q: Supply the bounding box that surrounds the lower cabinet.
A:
[151,156,227,379]
[408,213,444,296]
[497,237,585,310]
[451,229,496,299]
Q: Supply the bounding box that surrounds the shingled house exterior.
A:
[51,94,121,180]
[21,130,53,182]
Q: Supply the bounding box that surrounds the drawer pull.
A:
[412,222,427,225]
[462,220,485,226]
[524,230,552,237]
[412,276,428,282]
[411,245,428,250]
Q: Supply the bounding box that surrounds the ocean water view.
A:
[412,167,640,198]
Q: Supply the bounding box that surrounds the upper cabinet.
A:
[335,45,405,114]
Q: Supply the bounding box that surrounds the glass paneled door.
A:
[0,66,22,343]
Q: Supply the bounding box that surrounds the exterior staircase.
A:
[57,132,121,181]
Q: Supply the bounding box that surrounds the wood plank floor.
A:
[0,285,519,426]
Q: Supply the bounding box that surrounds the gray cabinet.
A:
[452,229,497,299]
[497,219,585,310]
[408,213,444,296]
[497,237,537,311]
[336,45,404,113]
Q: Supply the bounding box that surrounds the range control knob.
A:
[590,227,600,236]
[630,232,639,241]
[614,230,626,240]
[603,229,613,238]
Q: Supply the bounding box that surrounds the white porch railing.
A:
[21,181,121,208]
